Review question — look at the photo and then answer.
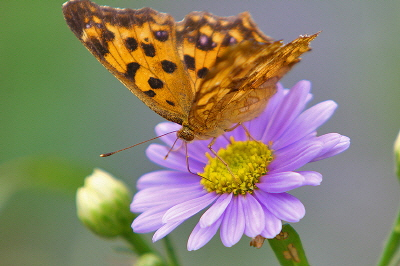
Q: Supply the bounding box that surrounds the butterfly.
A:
[63,0,317,144]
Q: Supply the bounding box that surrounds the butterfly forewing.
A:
[63,0,193,124]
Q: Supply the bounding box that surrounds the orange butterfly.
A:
[63,0,317,145]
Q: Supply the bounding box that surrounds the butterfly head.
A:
[177,124,195,142]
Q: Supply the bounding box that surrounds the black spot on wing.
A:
[154,30,169,42]
[141,43,156,57]
[161,60,177,73]
[184,54,195,70]
[125,62,140,80]
[87,37,109,57]
[101,29,115,42]
[196,34,216,51]
[197,67,209,78]
[144,90,156,97]
[125,37,138,51]
[221,34,237,46]
[166,100,175,106]
[148,77,163,89]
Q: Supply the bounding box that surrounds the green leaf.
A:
[268,224,310,266]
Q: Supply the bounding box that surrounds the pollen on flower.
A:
[199,137,273,195]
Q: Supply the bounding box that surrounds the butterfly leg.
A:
[164,138,212,181]
[241,124,257,141]
[164,139,198,175]
[164,137,183,160]
[184,141,198,175]
[240,124,269,174]
[222,123,256,143]
[184,142,214,182]
[208,137,241,184]
[224,123,241,133]
[221,123,241,143]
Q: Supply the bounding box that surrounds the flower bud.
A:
[76,168,134,238]
[134,253,164,266]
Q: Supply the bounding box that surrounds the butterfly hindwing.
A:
[188,34,318,138]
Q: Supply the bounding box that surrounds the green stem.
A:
[121,230,155,256]
[377,208,400,266]
[163,235,180,266]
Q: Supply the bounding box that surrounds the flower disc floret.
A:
[200,138,273,195]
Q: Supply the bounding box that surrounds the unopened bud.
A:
[76,168,134,238]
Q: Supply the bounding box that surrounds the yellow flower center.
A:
[199,137,273,195]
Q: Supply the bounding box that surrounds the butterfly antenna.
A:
[100,130,178,157]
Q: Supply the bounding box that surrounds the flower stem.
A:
[121,230,155,256]
[163,235,180,266]
[377,206,400,266]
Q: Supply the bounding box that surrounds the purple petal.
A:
[146,144,204,173]
[273,100,337,150]
[260,204,282,238]
[269,140,323,172]
[131,185,205,212]
[154,122,182,148]
[188,216,223,251]
[258,172,305,193]
[311,135,350,162]
[152,220,184,242]
[187,140,215,163]
[311,133,341,159]
[132,206,168,233]
[261,80,312,143]
[200,193,232,228]
[162,192,217,223]
[220,196,245,247]
[137,171,199,190]
[242,194,265,237]
[297,171,322,186]
[244,87,286,140]
[255,190,305,222]
[262,83,286,121]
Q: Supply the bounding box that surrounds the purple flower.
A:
[130,80,350,250]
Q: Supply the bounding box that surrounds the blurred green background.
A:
[2,0,400,265]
